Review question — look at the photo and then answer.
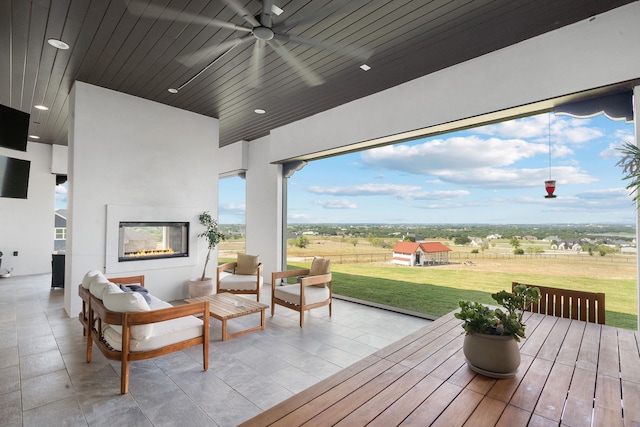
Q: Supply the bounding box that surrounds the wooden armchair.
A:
[217,254,264,301]
[271,258,332,327]
[79,271,209,394]
[79,273,145,337]
[512,282,605,324]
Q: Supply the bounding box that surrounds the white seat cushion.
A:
[103,314,203,352]
[102,286,153,341]
[274,284,330,306]
[219,273,263,291]
[147,295,173,310]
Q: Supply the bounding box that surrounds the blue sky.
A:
[219,112,636,224]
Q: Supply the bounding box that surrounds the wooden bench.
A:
[79,273,210,394]
[512,281,605,324]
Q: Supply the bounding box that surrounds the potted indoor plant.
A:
[454,283,541,378]
[188,211,225,297]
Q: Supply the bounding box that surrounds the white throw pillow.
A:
[81,270,103,289]
[103,282,124,296]
[90,274,111,299]
[102,291,153,341]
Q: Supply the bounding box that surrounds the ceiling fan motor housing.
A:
[252,26,274,40]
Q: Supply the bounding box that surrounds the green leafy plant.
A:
[454,284,541,341]
[197,211,225,281]
[617,141,640,202]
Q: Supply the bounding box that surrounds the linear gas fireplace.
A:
[118,221,189,262]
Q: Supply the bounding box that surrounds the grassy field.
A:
[220,236,639,330]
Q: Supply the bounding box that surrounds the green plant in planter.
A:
[197,211,225,281]
[455,284,541,342]
[616,141,640,202]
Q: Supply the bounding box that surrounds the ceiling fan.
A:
[126,0,374,91]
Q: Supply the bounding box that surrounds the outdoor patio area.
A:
[0,273,430,426]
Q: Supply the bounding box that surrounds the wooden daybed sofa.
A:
[78,270,210,394]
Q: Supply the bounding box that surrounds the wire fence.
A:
[290,251,637,265]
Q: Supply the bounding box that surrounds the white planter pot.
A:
[188,277,214,297]
[463,333,520,378]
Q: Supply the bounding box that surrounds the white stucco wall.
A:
[65,82,219,317]
[0,142,55,275]
[244,135,283,283]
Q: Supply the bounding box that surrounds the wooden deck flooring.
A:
[240,310,640,426]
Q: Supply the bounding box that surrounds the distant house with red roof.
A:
[392,241,452,266]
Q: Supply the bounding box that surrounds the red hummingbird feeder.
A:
[544,179,556,198]
[544,114,557,199]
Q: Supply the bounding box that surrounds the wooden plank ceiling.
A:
[0,0,633,147]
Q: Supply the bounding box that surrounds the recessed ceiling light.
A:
[168,88,178,94]
[28,135,40,139]
[34,105,49,111]
[254,109,266,114]
[360,64,371,71]
[47,39,70,50]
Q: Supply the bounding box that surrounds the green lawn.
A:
[283,261,638,330]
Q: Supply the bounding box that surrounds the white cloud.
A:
[307,184,470,201]
[55,184,67,207]
[219,203,246,213]
[599,143,621,159]
[398,190,470,200]
[556,122,603,144]
[55,184,67,198]
[314,199,357,209]
[476,115,603,145]
[288,212,314,220]
[475,115,548,139]
[552,145,574,158]
[435,165,597,188]
[307,183,421,196]
[361,136,547,173]
[574,188,629,200]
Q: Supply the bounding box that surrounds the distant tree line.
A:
[285,223,635,242]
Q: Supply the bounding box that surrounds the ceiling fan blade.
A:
[125,0,251,32]
[273,0,372,33]
[260,0,274,27]
[177,35,253,68]
[220,0,260,27]
[247,40,266,88]
[267,39,324,87]
[175,34,255,91]
[274,33,373,62]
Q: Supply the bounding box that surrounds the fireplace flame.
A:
[127,248,175,257]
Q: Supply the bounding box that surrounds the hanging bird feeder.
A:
[545,114,557,199]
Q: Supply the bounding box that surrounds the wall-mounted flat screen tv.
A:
[0,155,30,199]
[0,104,30,152]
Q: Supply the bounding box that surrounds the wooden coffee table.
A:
[184,293,268,341]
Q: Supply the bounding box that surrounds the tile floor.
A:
[0,273,431,426]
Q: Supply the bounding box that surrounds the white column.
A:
[245,136,283,283]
